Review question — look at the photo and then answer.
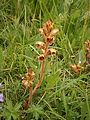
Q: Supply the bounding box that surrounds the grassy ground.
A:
[0,0,90,120]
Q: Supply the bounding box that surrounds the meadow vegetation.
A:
[0,0,90,120]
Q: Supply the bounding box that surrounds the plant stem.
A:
[23,85,32,109]
[32,42,49,95]
[24,42,49,108]
[28,85,33,105]
[32,60,45,95]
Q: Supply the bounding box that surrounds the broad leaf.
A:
[46,70,60,89]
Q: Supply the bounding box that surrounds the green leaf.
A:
[81,102,88,120]
[5,99,13,111]
[0,47,4,69]
[4,99,21,120]
[62,90,67,115]
[46,70,60,89]
[14,102,22,111]
[71,10,80,20]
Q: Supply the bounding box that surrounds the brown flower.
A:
[38,54,45,62]
[35,41,45,50]
[70,64,83,74]
[46,37,54,45]
[22,80,29,87]
[49,29,59,37]
[47,48,57,56]
[22,68,35,87]
[85,40,90,51]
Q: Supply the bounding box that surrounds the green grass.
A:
[0,0,90,119]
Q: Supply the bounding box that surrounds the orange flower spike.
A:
[45,20,53,33]
[42,20,53,37]
[39,20,59,45]
[22,68,35,88]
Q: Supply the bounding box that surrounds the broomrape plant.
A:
[22,20,59,109]
[70,40,90,74]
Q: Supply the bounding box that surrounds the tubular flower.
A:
[70,64,83,74]
[47,48,57,56]
[22,68,35,88]
[38,54,45,62]
[49,29,59,37]
[35,41,45,50]
[46,37,54,45]
[22,80,30,88]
